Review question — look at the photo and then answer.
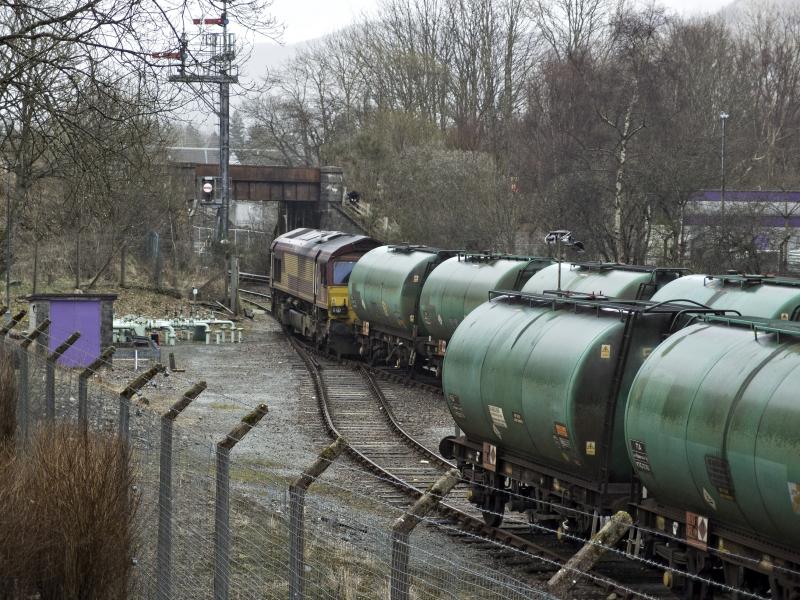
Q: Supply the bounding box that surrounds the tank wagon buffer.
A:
[270,229,381,354]
[652,272,800,321]
[438,292,732,531]
[522,261,690,300]
[347,247,552,375]
[626,316,800,597]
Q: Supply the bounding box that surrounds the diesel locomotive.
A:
[270,229,381,355]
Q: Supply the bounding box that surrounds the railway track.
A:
[236,271,271,285]
[287,333,672,599]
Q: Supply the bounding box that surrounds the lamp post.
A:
[719,111,729,230]
[545,230,584,292]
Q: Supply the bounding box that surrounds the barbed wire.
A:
[3,321,790,600]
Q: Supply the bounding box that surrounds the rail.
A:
[286,333,630,597]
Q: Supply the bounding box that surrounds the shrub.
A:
[0,349,16,446]
[0,424,138,599]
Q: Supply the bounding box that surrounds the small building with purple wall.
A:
[28,293,116,368]
[677,189,800,271]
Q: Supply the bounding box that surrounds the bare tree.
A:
[531,0,618,62]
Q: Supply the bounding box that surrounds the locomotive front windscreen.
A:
[333,261,357,285]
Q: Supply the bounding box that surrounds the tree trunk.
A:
[88,242,125,290]
[32,237,38,294]
[75,229,81,290]
[120,244,127,287]
[613,83,640,263]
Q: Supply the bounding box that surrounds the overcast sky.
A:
[268,0,735,44]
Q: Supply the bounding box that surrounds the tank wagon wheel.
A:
[556,521,570,542]
[481,493,505,528]
[768,577,800,600]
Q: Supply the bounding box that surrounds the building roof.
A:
[690,190,800,203]
[165,147,287,166]
[165,147,241,165]
[27,293,118,301]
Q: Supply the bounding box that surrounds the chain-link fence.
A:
[1,321,568,600]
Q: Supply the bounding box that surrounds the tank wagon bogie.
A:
[439,292,722,532]
[522,262,689,300]
[270,228,381,354]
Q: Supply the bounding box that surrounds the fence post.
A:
[17,319,50,443]
[118,363,165,444]
[289,437,348,600]
[157,382,207,600]
[389,469,461,600]
[45,332,81,422]
[0,310,26,340]
[229,256,239,316]
[547,511,633,597]
[77,346,116,428]
[214,404,269,600]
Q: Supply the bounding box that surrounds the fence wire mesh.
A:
[2,331,570,600]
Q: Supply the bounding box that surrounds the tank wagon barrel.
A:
[348,246,553,375]
[652,272,800,321]
[522,262,689,300]
[419,252,553,344]
[348,244,455,370]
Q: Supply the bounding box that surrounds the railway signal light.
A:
[201,177,215,203]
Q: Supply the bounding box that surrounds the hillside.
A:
[720,0,799,22]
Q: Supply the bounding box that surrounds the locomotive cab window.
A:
[332,261,357,285]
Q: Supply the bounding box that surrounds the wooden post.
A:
[547,511,633,597]
[45,332,81,421]
[229,256,239,316]
[120,244,127,287]
[0,310,25,338]
[390,468,461,600]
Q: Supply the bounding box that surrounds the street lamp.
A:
[544,230,585,292]
[719,111,729,227]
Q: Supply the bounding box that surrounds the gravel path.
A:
[92,314,560,598]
